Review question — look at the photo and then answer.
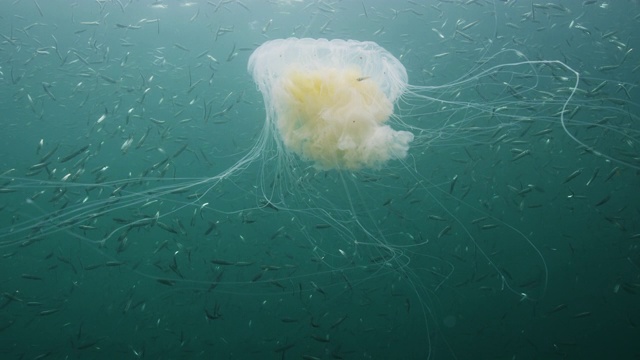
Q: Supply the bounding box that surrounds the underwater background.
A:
[1,0,639,359]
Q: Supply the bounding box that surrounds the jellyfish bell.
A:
[248,38,414,170]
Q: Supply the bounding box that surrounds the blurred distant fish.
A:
[41,82,56,101]
[59,145,89,163]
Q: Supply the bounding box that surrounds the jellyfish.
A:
[1,33,638,360]
[2,36,631,304]
[248,38,414,171]
[0,37,617,298]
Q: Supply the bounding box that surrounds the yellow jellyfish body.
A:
[248,38,414,170]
